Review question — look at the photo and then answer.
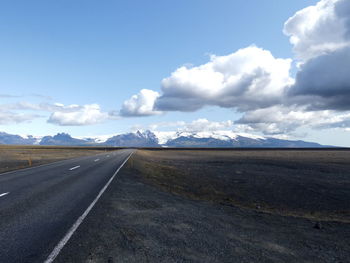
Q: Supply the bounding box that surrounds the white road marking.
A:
[0,152,111,176]
[0,192,9,198]
[45,151,134,263]
[94,159,100,162]
[107,155,110,157]
[69,166,80,171]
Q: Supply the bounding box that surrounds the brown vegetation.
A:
[132,149,350,222]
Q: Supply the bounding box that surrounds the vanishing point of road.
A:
[0,149,134,263]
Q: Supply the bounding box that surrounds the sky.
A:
[1,0,350,146]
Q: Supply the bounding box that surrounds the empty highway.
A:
[0,149,134,263]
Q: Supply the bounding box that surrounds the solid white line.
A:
[69,166,80,171]
[94,159,100,162]
[44,151,134,263]
[0,192,9,198]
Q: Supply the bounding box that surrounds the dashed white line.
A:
[94,159,100,162]
[45,151,134,263]
[69,166,81,171]
[0,192,9,198]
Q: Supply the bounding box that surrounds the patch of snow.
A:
[235,132,265,140]
[153,130,265,144]
[33,136,43,145]
[153,131,178,145]
[19,134,43,145]
[77,134,120,143]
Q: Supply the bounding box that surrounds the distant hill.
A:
[0,130,330,148]
[0,132,37,145]
[165,134,324,148]
[104,130,159,147]
[40,133,92,146]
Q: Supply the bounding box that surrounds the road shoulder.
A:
[55,153,350,263]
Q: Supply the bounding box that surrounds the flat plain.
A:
[134,149,350,222]
[55,149,350,263]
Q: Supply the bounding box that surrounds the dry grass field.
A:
[0,145,112,174]
[56,149,350,262]
[132,149,350,222]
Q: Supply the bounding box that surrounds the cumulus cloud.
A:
[149,118,233,132]
[236,104,350,135]
[0,102,45,124]
[0,111,41,125]
[313,112,350,129]
[289,46,350,110]
[0,101,115,126]
[118,0,350,137]
[48,104,110,126]
[1,102,57,112]
[235,106,325,135]
[155,46,293,112]
[285,0,350,111]
[284,0,350,61]
[181,119,233,132]
[120,89,161,116]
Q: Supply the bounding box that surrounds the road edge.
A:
[44,151,134,263]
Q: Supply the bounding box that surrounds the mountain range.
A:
[0,130,331,148]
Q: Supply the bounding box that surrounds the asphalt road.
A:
[0,149,134,263]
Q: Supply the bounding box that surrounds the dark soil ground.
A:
[56,149,350,263]
[133,150,350,222]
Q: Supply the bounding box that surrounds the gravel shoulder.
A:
[56,149,350,263]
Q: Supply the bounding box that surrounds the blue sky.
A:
[1,0,350,146]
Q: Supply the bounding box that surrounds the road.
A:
[0,149,134,263]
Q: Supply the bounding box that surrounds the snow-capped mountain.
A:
[104,130,159,147]
[0,132,38,145]
[0,130,329,147]
[163,131,324,148]
[39,133,94,146]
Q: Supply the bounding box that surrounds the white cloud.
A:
[48,104,110,126]
[236,106,324,135]
[0,101,115,126]
[139,118,233,133]
[155,46,293,112]
[284,0,350,61]
[180,118,233,132]
[0,102,46,124]
[0,101,80,112]
[285,0,350,111]
[312,111,350,129]
[236,105,350,135]
[120,89,161,116]
[114,0,350,139]
[0,111,41,125]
